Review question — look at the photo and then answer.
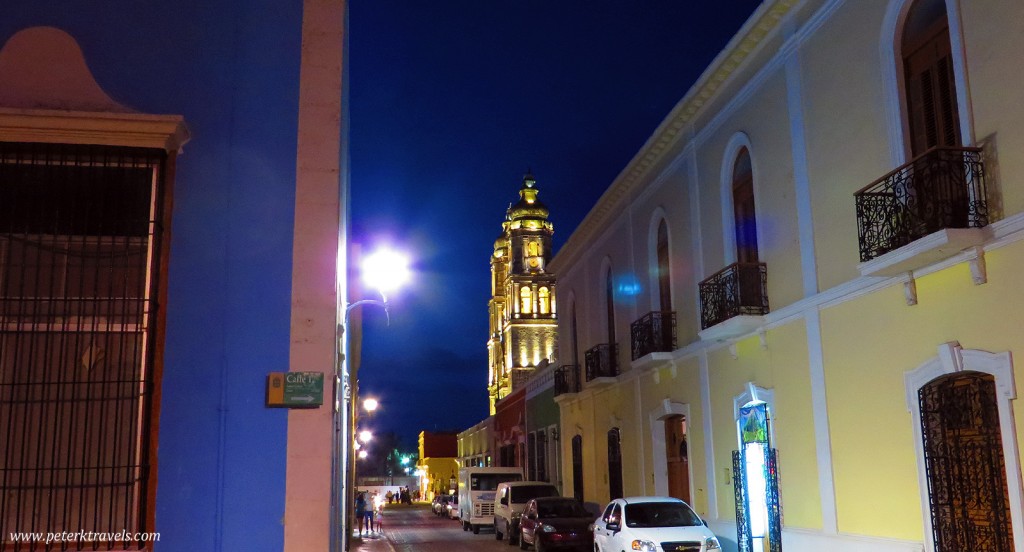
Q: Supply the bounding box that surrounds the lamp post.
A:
[332,248,409,552]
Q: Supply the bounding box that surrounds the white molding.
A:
[699,351,718,520]
[635,378,646,495]
[688,148,706,333]
[699,314,766,343]
[719,133,756,266]
[777,526,925,552]
[648,401,693,505]
[857,227,990,277]
[904,342,1024,552]
[804,308,837,534]
[784,49,819,298]
[0,108,189,152]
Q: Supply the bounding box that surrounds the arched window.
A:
[607,428,623,500]
[732,148,758,264]
[902,0,960,157]
[605,267,616,345]
[571,435,584,502]
[657,219,672,313]
[538,287,550,314]
[520,286,532,314]
[920,372,1013,550]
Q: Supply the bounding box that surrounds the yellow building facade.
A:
[550,1,1024,551]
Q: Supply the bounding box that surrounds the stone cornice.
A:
[0,108,190,152]
[550,0,799,272]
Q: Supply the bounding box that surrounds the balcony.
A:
[630,311,676,361]
[553,364,581,398]
[584,343,618,384]
[854,146,988,276]
[698,262,768,341]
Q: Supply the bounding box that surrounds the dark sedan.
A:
[518,497,595,552]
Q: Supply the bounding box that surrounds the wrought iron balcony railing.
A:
[554,364,581,397]
[585,343,618,381]
[630,311,676,360]
[854,146,988,262]
[698,262,768,330]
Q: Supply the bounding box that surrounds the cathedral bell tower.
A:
[487,173,558,414]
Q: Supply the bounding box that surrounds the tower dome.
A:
[506,172,549,222]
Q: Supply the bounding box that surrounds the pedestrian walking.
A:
[354,491,368,536]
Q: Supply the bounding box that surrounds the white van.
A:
[493,481,560,543]
[458,466,523,534]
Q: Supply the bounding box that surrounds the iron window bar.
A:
[630,311,676,360]
[584,343,618,381]
[698,262,768,330]
[854,146,988,262]
[553,364,581,397]
[1,142,167,551]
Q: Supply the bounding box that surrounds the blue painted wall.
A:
[4,2,305,549]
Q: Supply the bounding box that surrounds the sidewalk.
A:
[351,530,394,552]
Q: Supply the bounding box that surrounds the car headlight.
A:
[631,540,657,552]
[704,536,721,550]
[539,524,557,533]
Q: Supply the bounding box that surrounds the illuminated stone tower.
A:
[487,173,558,414]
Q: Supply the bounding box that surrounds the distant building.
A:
[418,431,459,499]
[487,174,558,414]
[459,417,494,468]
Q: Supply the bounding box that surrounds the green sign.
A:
[266,371,324,408]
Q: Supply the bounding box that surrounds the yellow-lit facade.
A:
[550,1,1024,551]
[488,174,558,414]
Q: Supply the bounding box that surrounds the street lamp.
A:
[332,247,409,552]
[363,397,379,412]
[358,429,373,443]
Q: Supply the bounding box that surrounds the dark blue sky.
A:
[349,1,763,448]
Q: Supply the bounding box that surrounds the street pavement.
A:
[353,503,527,552]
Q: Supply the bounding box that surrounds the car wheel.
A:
[472,524,480,534]
[508,523,518,545]
[462,521,469,532]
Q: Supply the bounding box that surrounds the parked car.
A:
[592,497,720,552]
[494,481,561,543]
[433,494,453,516]
[447,495,460,519]
[518,497,595,552]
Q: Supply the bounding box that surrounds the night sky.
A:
[349,1,764,448]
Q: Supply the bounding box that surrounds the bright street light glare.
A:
[361,248,410,293]
[358,430,373,443]
[363,397,378,412]
[358,450,368,459]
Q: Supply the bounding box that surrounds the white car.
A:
[592,497,720,552]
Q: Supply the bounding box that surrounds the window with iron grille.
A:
[571,435,583,502]
[536,430,547,482]
[527,433,537,480]
[0,143,167,550]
